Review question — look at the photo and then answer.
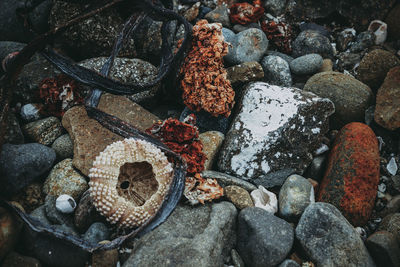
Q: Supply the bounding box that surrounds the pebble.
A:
[83,222,110,245]
[1,251,41,267]
[318,58,333,72]
[261,55,292,86]
[317,123,380,226]
[199,131,225,170]
[356,49,400,92]
[299,22,330,37]
[62,94,159,176]
[237,207,294,267]
[42,158,88,201]
[231,249,245,267]
[304,71,373,129]
[278,259,301,267]
[0,207,23,261]
[289,54,323,75]
[348,31,375,53]
[379,195,400,217]
[4,112,24,145]
[44,194,74,227]
[23,116,64,146]
[218,82,334,179]
[198,6,213,19]
[368,20,388,45]
[366,230,400,267]
[232,23,261,33]
[180,107,230,134]
[226,61,264,85]
[183,2,200,22]
[0,41,25,64]
[55,194,76,214]
[30,205,51,225]
[386,3,400,41]
[374,66,400,130]
[201,170,257,191]
[225,28,269,65]
[296,202,375,267]
[222,27,236,47]
[279,175,315,222]
[92,242,119,267]
[74,190,106,233]
[378,213,400,243]
[292,30,334,58]
[250,186,278,214]
[0,143,56,194]
[224,185,254,210]
[204,5,231,27]
[304,155,327,182]
[51,134,74,160]
[20,104,44,122]
[266,50,294,64]
[252,168,296,188]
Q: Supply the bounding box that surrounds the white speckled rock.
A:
[218,82,334,179]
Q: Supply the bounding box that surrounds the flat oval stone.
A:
[317,122,380,226]
[224,185,253,209]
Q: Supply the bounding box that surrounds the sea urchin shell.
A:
[88,138,174,228]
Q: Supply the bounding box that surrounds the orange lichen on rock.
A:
[229,0,264,25]
[317,122,380,226]
[180,19,235,117]
[146,115,224,204]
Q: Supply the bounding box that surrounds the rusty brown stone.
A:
[199,131,225,170]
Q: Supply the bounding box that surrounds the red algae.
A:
[317,122,380,226]
[180,19,235,117]
[229,0,264,25]
[261,20,293,54]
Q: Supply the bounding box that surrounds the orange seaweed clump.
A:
[180,19,235,117]
[146,115,224,204]
[229,0,264,25]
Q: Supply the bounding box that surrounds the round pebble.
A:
[83,222,111,245]
[290,54,323,75]
[51,134,74,160]
[224,185,254,210]
[261,55,292,86]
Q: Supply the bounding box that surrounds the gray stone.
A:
[227,61,264,85]
[261,55,292,86]
[199,131,225,170]
[218,82,334,180]
[290,54,323,75]
[83,222,110,245]
[296,202,375,267]
[0,143,56,195]
[263,0,287,16]
[123,202,237,267]
[222,28,236,45]
[252,168,296,188]
[232,23,261,33]
[79,57,159,106]
[30,205,51,226]
[23,116,64,146]
[304,71,373,129]
[20,104,44,122]
[201,170,257,191]
[349,31,375,53]
[378,195,400,217]
[304,155,327,182]
[0,41,25,63]
[42,159,88,201]
[292,30,334,58]
[279,175,315,221]
[366,230,400,267]
[204,5,231,28]
[266,51,294,64]
[378,213,400,243]
[225,28,269,65]
[74,190,106,233]
[278,259,301,267]
[237,207,294,267]
[299,23,330,37]
[231,249,245,267]
[4,112,24,144]
[51,134,74,160]
[44,194,74,227]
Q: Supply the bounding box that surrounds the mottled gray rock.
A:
[261,55,292,86]
[299,22,330,37]
[296,202,375,267]
[202,170,257,191]
[204,5,231,27]
[123,202,237,267]
[266,51,294,64]
[231,249,245,267]
[218,82,334,180]
[227,61,264,84]
[30,205,51,226]
[0,41,26,63]
[278,259,301,267]
[42,159,88,201]
[83,222,110,245]
[292,30,334,58]
[279,175,315,221]
[74,190,106,233]
[263,0,287,16]
[304,155,327,182]
[225,28,269,65]
[20,104,44,122]
[4,112,24,144]
[237,207,294,267]
[51,134,74,160]
[304,71,373,129]
[252,168,296,188]
[232,23,262,33]
[222,27,236,45]
[366,231,400,267]
[0,143,56,194]
[290,54,323,75]
[349,31,375,53]
[378,213,400,243]
[79,57,159,106]
[23,116,64,146]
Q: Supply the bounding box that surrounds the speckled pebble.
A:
[290,54,323,75]
[51,134,73,160]
[4,112,24,144]
[224,185,254,209]
[83,222,110,245]
[20,103,44,122]
[204,5,230,27]
[199,131,225,170]
[42,158,88,201]
[292,30,334,58]
[23,116,64,146]
[226,61,264,85]
[261,55,292,86]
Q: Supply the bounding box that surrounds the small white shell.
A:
[368,20,387,45]
[55,194,76,214]
[250,186,278,214]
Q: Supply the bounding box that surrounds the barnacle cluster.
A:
[180,19,235,117]
[88,138,174,228]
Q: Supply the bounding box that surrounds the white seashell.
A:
[88,138,174,229]
[368,20,387,45]
[250,185,278,214]
[56,194,76,214]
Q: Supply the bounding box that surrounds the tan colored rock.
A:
[199,131,225,170]
[62,94,159,176]
[23,116,63,146]
[227,61,264,85]
[224,185,253,209]
[92,241,118,267]
[374,66,400,130]
[318,59,333,72]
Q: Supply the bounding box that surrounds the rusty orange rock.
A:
[317,122,380,226]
